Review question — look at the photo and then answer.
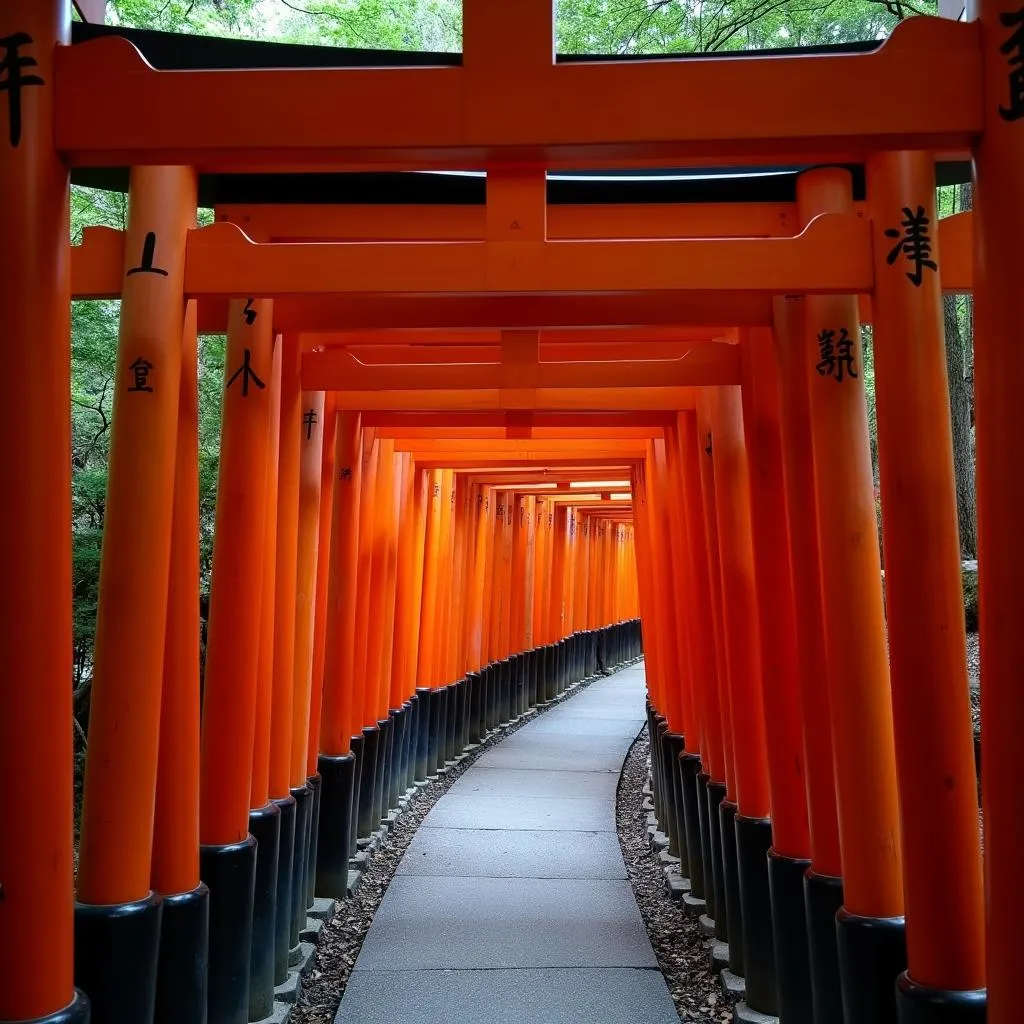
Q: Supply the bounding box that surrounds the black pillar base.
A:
[720,798,744,969]
[696,771,715,916]
[4,991,92,1023]
[398,702,413,796]
[272,795,296,985]
[248,802,281,1022]
[895,973,986,1024]
[357,725,380,837]
[305,773,322,910]
[402,698,416,791]
[75,892,162,1024]
[455,679,468,752]
[708,781,728,941]
[156,882,209,1024]
[767,849,813,1024]
[836,907,907,1024]
[316,753,355,899]
[385,712,399,815]
[374,717,392,827]
[289,784,312,951]
[666,733,687,869]
[680,755,704,899]
[805,870,844,1024]
[514,655,526,717]
[347,735,364,855]
[499,659,511,726]
[425,690,442,776]
[736,815,777,1014]
[467,672,482,743]
[444,684,457,762]
[414,688,431,781]
[649,712,665,823]
[199,835,257,1024]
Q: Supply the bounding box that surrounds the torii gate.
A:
[1,3,1019,1024]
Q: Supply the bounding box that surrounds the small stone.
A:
[299,917,324,943]
[308,897,335,922]
[346,869,363,896]
[734,1001,780,1024]
[721,968,746,1004]
[682,892,706,917]
[274,971,300,1005]
[710,939,730,971]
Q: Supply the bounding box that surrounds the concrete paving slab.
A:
[353,876,658,970]
[525,717,648,738]
[397,827,627,879]
[336,967,679,1024]
[445,767,618,801]
[421,792,616,831]
[473,733,636,773]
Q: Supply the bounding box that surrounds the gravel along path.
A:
[616,727,730,1024]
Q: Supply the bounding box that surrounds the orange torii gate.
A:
[0,3,1016,1024]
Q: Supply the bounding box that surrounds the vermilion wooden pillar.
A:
[0,7,80,1016]
[741,330,813,1021]
[772,295,845,1023]
[76,166,197,1024]
[196,298,274,1024]
[868,151,985,1021]
[972,4,1024,1018]
[798,168,905,1024]
[151,298,208,1024]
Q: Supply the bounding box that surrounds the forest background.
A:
[70,0,976,730]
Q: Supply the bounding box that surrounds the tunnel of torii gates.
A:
[4,2,1024,1024]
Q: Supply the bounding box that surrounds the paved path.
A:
[335,662,679,1024]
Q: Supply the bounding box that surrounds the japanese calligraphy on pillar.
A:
[815,327,858,383]
[226,350,266,397]
[303,409,318,441]
[884,207,937,287]
[128,358,154,393]
[999,6,1024,120]
[127,232,170,278]
[0,32,44,148]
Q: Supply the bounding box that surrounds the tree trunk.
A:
[944,184,977,558]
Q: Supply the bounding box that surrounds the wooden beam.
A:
[56,19,978,169]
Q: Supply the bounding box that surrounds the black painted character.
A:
[128,357,154,393]
[0,33,44,148]
[816,327,857,383]
[884,206,937,287]
[226,348,266,398]
[303,409,318,441]
[1000,6,1024,121]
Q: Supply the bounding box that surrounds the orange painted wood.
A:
[0,4,75,999]
[798,168,903,919]
[152,297,201,897]
[307,395,338,775]
[320,412,363,756]
[740,331,810,857]
[269,334,303,800]
[868,150,983,989]
[252,337,283,802]
[974,3,1024,1012]
[57,19,977,168]
[79,167,198,897]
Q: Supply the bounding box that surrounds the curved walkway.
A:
[335,662,679,1024]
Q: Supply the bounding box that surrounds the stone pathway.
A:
[334,662,679,1024]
